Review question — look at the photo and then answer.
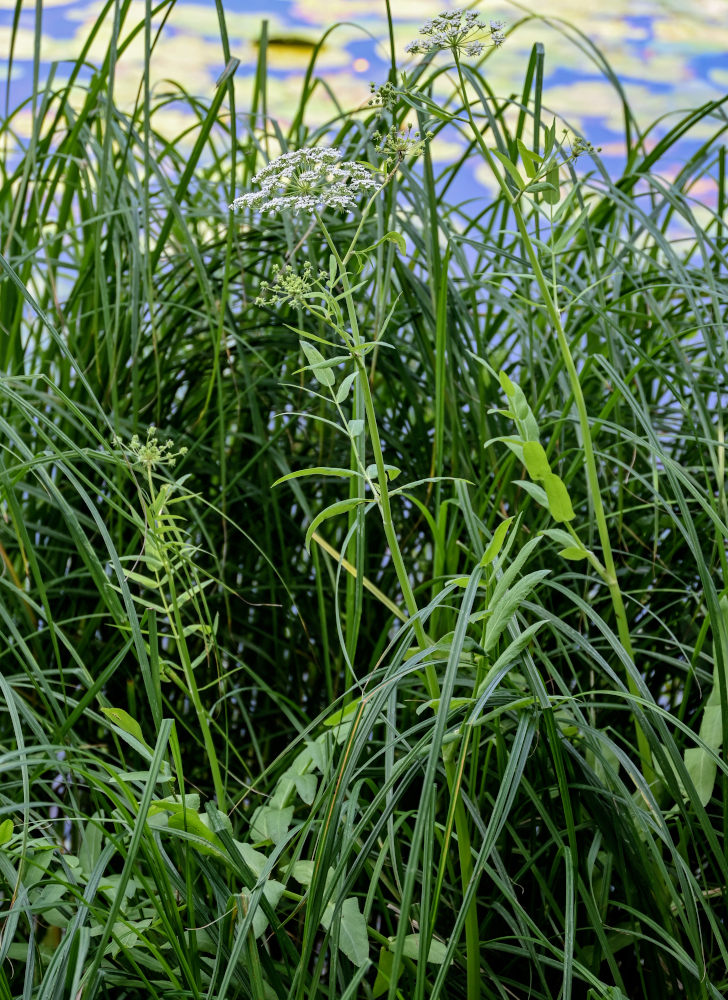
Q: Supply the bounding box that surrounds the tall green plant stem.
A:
[145,473,226,809]
[315,212,437,692]
[317,211,481,998]
[453,55,653,780]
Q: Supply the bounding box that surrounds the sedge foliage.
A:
[1,3,727,999]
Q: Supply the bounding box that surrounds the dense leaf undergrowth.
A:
[1,2,727,998]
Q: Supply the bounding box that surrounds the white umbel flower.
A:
[404,9,505,56]
[229,148,379,216]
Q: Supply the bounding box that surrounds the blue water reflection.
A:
[1,0,725,207]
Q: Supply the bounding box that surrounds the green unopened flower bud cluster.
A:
[368,81,399,111]
[372,124,434,166]
[569,136,600,159]
[256,261,327,308]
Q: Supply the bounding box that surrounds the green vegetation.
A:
[1,4,727,998]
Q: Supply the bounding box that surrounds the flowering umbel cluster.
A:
[405,9,505,57]
[228,148,380,217]
[112,427,188,473]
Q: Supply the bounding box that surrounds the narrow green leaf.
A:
[363,231,406,255]
[272,467,356,488]
[300,340,335,386]
[492,148,526,189]
[516,138,542,178]
[485,570,550,652]
[542,163,560,204]
[100,707,147,747]
[305,497,368,552]
[480,516,515,567]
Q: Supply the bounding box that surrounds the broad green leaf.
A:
[559,546,588,560]
[161,809,224,858]
[499,370,516,398]
[237,841,269,878]
[270,775,296,810]
[0,819,13,846]
[498,371,540,441]
[307,736,329,773]
[513,479,549,509]
[79,816,103,875]
[522,440,551,479]
[540,528,590,561]
[335,371,357,404]
[543,473,575,522]
[347,418,365,437]
[322,896,369,967]
[290,860,315,885]
[293,772,317,804]
[373,947,394,998]
[539,528,575,548]
[149,793,200,815]
[396,933,449,964]
[683,599,727,805]
[324,699,361,728]
[242,880,285,939]
[250,805,294,846]
[365,463,401,482]
[417,696,473,715]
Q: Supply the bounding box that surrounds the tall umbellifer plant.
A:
[224,9,728,1000]
[2,1,727,997]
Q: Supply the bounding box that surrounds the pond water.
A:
[1,0,726,208]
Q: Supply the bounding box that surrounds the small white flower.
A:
[490,19,506,47]
[229,147,379,217]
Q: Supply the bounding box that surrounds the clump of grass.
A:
[1,3,727,999]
